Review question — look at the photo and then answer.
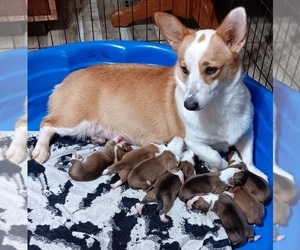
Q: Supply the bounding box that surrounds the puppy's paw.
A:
[5,144,27,164]
[31,146,50,164]
[110,180,123,189]
[159,213,169,223]
[136,203,144,216]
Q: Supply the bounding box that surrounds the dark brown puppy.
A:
[103,143,166,188]
[137,149,195,223]
[227,186,265,225]
[228,151,272,204]
[69,140,132,181]
[273,173,299,206]
[178,167,247,203]
[187,193,261,247]
[127,150,184,191]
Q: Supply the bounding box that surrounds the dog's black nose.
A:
[184,97,199,111]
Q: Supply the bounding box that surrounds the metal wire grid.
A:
[27,0,272,90]
[273,0,300,91]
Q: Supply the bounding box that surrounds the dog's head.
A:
[220,167,248,187]
[192,193,218,214]
[154,7,247,111]
[116,143,133,161]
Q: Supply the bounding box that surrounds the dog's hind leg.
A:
[110,169,130,188]
[137,190,156,215]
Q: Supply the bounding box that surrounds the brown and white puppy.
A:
[103,142,166,188]
[228,151,271,204]
[68,140,132,181]
[187,193,261,247]
[127,137,185,191]
[137,149,195,223]
[273,172,299,206]
[30,8,266,183]
[227,186,265,225]
[178,167,247,203]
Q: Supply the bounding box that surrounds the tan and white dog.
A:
[31,8,266,181]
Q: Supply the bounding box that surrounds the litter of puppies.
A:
[68,138,271,248]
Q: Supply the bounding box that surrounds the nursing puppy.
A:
[227,186,265,225]
[137,149,195,223]
[127,137,185,190]
[103,142,166,188]
[31,8,265,181]
[69,140,132,181]
[178,167,247,203]
[187,193,260,247]
[228,151,271,204]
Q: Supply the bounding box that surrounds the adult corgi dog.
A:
[31,8,267,181]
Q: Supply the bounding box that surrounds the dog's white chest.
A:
[175,84,252,148]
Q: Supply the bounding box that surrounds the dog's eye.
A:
[205,66,218,75]
[181,66,189,75]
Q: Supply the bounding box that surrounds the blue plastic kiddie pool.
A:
[274,79,300,250]
[28,41,273,250]
[0,48,27,131]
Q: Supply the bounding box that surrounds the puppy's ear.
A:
[154,12,193,52]
[233,170,248,186]
[216,7,247,53]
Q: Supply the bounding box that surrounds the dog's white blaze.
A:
[202,193,219,210]
[219,168,242,185]
[184,31,216,107]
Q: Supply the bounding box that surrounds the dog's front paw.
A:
[31,146,50,164]
[5,144,27,164]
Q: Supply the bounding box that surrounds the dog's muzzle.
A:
[184,96,199,111]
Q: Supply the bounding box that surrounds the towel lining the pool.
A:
[26,133,232,250]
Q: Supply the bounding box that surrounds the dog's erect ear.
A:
[216,7,247,53]
[154,12,192,52]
